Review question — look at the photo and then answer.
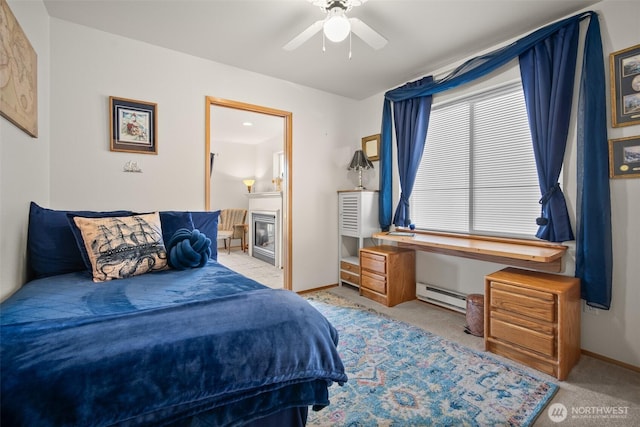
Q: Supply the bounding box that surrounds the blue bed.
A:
[0,204,347,426]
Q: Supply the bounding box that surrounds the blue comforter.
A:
[1,261,347,426]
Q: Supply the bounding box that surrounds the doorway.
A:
[205,97,292,290]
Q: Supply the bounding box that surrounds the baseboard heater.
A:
[416,283,467,314]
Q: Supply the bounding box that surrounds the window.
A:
[409,82,541,238]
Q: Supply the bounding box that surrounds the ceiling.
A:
[210,106,284,145]
[42,0,600,101]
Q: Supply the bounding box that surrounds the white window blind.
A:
[410,83,541,238]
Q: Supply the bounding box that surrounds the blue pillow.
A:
[158,211,195,246]
[27,202,133,280]
[166,228,211,270]
[190,210,220,261]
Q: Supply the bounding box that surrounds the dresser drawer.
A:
[491,310,554,336]
[490,282,555,322]
[340,270,360,286]
[361,270,386,294]
[361,252,386,274]
[490,317,555,357]
[340,261,359,274]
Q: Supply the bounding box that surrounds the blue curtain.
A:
[379,100,393,231]
[380,11,593,231]
[576,17,612,309]
[519,21,578,243]
[392,76,433,227]
[379,11,611,308]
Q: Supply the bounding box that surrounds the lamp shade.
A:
[323,9,351,42]
[242,179,255,193]
[348,149,374,171]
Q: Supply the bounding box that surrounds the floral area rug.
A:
[304,291,558,426]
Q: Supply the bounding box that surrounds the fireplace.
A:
[251,212,277,266]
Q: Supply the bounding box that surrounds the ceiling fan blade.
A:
[349,18,387,50]
[283,20,324,51]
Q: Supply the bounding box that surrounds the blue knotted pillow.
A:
[166,228,212,270]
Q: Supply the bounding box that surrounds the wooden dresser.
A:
[359,245,415,307]
[484,267,581,380]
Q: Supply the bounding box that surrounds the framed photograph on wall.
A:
[610,44,640,128]
[609,135,640,179]
[362,133,380,161]
[110,97,157,154]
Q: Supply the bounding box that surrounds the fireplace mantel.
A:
[247,192,282,199]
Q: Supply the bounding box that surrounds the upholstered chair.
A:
[217,209,247,254]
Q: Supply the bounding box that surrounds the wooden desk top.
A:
[373,231,568,273]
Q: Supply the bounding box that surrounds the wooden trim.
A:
[581,349,640,374]
[205,97,293,290]
[373,230,567,273]
[297,284,338,295]
[396,228,567,250]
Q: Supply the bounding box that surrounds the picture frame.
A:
[0,0,38,137]
[610,44,640,128]
[608,135,640,179]
[362,133,380,161]
[110,96,157,154]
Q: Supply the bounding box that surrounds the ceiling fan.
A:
[283,0,387,52]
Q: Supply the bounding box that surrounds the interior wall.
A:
[47,17,358,294]
[210,141,256,212]
[253,135,282,193]
[0,0,50,301]
[356,0,640,368]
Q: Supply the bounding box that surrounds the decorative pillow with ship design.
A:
[72,212,168,282]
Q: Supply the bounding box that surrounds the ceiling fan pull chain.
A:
[349,31,352,59]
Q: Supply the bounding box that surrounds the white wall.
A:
[356,1,640,368]
[0,0,50,301]
[46,18,358,294]
[210,141,256,212]
[254,135,282,193]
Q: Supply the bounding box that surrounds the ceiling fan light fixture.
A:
[323,9,350,42]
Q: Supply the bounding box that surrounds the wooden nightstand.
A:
[359,245,415,307]
[484,267,581,380]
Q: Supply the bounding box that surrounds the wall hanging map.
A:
[0,0,38,138]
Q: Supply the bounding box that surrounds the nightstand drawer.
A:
[361,252,386,274]
[361,270,386,294]
[340,270,360,285]
[490,282,555,322]
[490,317,555,357]
[491,310,554,336]
[340,261,359,274]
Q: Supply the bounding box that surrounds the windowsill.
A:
[372,229,568,273]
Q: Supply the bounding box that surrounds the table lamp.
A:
[348,149,374,190]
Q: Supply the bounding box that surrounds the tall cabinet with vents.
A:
[338,190,379,288]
